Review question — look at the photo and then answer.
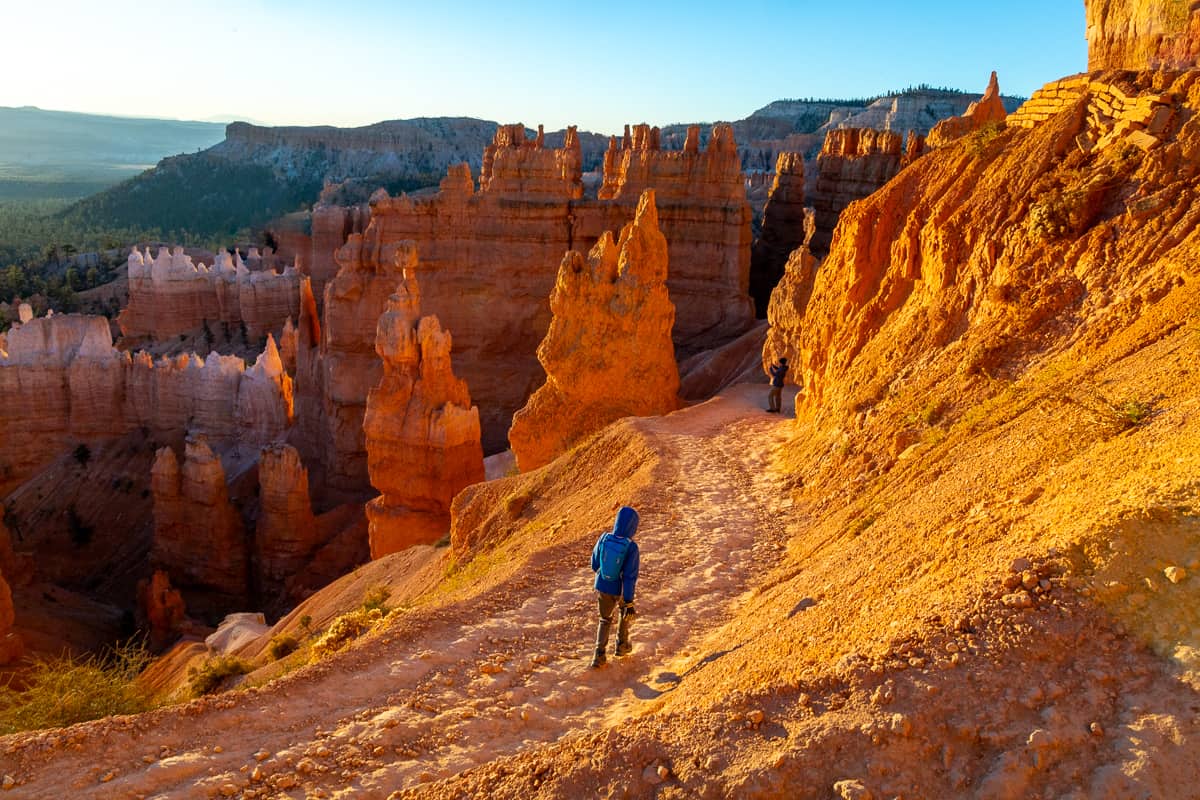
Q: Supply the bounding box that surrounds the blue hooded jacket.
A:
[591,506,640,603]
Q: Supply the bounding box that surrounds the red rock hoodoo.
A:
[255,443,320,594]
[926,71,1009,148]
[150,439,248,611]
[749,152,808,315]
[508,190,679,472]
[310,122,753,488]
[363,249,484,558]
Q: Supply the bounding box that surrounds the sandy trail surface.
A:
[0,384,799,799]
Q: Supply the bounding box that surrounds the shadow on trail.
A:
[635,643,746,698]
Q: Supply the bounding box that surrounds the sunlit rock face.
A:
[119,245,300,341]
[255,443,319,594]
[509,190,679,472]
[1087,0,1200,71]
[306,121,753,490]
[363,253,484,558]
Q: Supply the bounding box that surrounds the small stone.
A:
[142,755,155,764]
[479,663,503,675]
[1011,557,1032,573]
[833,778,874,800]
[100,772,116,783]
[372,746,385,757]
[2,776,14,791]
[213,745,224,753]
[643,762,665,785]
[275,774,297,789]
[220,784,238,797]
[254,750,271,762]
[1090,721,1104,737]
[748,709,765,725]
[657,765,670,781]
[1165,566,1186,584]
[297,759,316,774]
[251,766,263,782]
[1021,571,1039,591]
[890,713,912,737]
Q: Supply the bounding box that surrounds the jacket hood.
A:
[612,506,639,539]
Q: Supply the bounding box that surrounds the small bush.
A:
[267,634,300,661]
[361,584,391,614]
[310,608,384,662]
[187,655,252,696]
[72,443,91,465]
[0,644,151,734]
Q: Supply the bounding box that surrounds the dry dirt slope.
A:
[0,384,802,798]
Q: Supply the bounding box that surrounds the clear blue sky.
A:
[2,0,1086,134]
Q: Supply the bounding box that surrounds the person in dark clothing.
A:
[589,506,641,668]
[767,357,789,413]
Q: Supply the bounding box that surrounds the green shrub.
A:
[187,655,251,697]
[310,608,384,662]
[0,644,151,734]
[267,634,299,661]
[361,584,391,614]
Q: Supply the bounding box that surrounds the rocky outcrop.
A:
[763,208,820,377]
[151,439,247,609]
[0,311,293,495]
[769,69,1199,424]
[1086,0,1200,71]
[255,443,319,591]
[0,508,20,665]
[810,128,921,254]
[749,152,808,315]
[927,72,1009,148]
[118,246,300,341]
[136,570,187,651]
[509,191,679,471]
[310,122,752,487]
[363,256,484,557]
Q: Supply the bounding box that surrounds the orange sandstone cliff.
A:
[926,71,1009,148]
[363,250,484,558]
[509,190,679,471]
[749,152,807,315]
[1087,0,1200,70]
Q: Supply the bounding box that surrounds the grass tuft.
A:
[0,643,151,734]
[187,655,251,697]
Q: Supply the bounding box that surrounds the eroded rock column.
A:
[363,250,484,558]
[509,190,679,471]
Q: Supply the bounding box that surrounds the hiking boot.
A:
[616,641,632,657]
[589,648,607,668]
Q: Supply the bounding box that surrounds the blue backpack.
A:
[598,533,631,582]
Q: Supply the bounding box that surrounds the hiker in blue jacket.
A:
[766,356,789,413]
[589,505,641,668]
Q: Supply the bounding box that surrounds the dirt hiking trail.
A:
[0,384,800,799]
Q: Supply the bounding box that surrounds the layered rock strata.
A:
[364,256,484,557]
[313,122,752,487]
[151,439,247,608]
[926,72,1009,148]
[810,128,923,254]
[1008,74,1176,154]
[509,190,679,471]
[0,312,293,495]
[119,246,300,341]
[1086,0,1200,71]
[749,152,808,315]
